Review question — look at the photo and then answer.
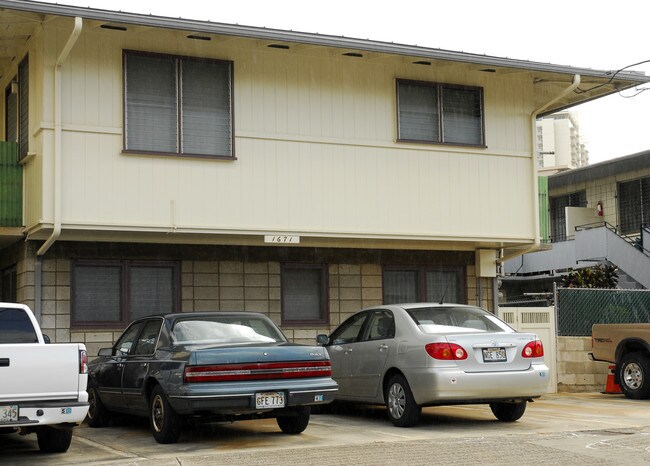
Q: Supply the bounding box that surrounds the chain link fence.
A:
[557,288,650,336]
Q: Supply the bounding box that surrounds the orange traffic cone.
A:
[603,365,622,394]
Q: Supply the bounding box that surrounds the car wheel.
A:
[619,352,650,399]
[149,385,182,444]
[87,385,111,427]
[36,426,73,453]
[276,407,310,434]
[490,401,527,422]
[385,374,421,427]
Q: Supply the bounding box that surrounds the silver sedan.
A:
[317,303,549,427]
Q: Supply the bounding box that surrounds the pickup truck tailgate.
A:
[0,343,84,402]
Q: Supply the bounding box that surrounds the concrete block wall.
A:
[557,336,609,393]
[9,244,486,354]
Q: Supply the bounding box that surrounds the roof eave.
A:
[1,0,648,87]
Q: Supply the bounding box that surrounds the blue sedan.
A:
[86,312,338,443]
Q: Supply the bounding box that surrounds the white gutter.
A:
[37,16,82,257]
[498,74,580,263]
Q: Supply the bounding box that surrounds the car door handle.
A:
[0,358,9,367]
[378,344,389,351]
[141,363,148,367]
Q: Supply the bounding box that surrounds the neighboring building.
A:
[504,150,650,300]
[536,112,589,175]
[0,1,647,353]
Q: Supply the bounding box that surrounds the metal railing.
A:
[575,221,650,257]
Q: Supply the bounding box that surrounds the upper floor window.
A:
[123,50,233,158]
[550,191,586,242]
[6,56,29,160]
[397,79,484,147]
[618,177,650,235]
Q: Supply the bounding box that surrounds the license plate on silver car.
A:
[0,405,18,422]
[255,392,285,409]
[482,347,507,362]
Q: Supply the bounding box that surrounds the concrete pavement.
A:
[2,393,650,465]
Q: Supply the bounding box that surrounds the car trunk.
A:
[443,332,538,372]
[188,342,328,366]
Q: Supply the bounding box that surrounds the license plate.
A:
[482,347,507,362]
[255,392,285,409]
[0,405,18,422]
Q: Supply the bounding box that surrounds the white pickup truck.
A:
[0,303,89,453]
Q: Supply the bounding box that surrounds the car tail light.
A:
[183,360,332,383]
[425,343,468,360]
[79,350,88,374]
[522,340,544,358]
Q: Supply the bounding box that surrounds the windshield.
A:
[171,315,287,345]
[407,306,513,334]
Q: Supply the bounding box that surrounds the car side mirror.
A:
[98,348,113,357]
[316,334,330,345]
[42,333,51,344]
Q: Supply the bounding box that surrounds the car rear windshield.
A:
[0,307,39,343]
[407,306,513,334]
[171,316,287,345]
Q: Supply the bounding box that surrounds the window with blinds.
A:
[72,261,179,327]
[383,266,465,304]
[618,177,650,234]
[18,56,28,159]
[397,80,484,146]
[5,81,17,144]
[123,51,233,158]
[281,264,328,325]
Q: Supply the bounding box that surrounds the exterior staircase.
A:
[505,223,650,289]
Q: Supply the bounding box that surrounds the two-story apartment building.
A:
[0,0,647,353]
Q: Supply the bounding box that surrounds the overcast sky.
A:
[39,0,650,164]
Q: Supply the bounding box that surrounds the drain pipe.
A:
[498,74,580,264]
[34,17,82,321]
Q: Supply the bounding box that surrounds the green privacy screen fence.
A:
[0,142,22,227]
[557,288,650,336]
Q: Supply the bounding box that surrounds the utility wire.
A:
[573,59,650,95]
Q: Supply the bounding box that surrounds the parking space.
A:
[2,393,650,465]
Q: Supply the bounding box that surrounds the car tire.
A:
[149,385,182,444]
[276,407,310,434]
[36,426,73,453]
[490,401,527,422]
[385,374,421,427]
[619,352,650,399]
[87,385,111,428]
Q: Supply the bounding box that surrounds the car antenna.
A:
[439,279,451,305]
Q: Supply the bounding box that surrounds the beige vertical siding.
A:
[24,22,537,243]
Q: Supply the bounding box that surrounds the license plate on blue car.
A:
[255,392,285,409]
[482,347,507,362]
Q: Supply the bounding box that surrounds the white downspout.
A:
[34,17,82,322]
[37,16,82,257]
[498,74,580,264]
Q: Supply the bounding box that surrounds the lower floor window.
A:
[1,265,17,302]
[383,266,465,304]
[72,260,179,327]
[281,264,328,325]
